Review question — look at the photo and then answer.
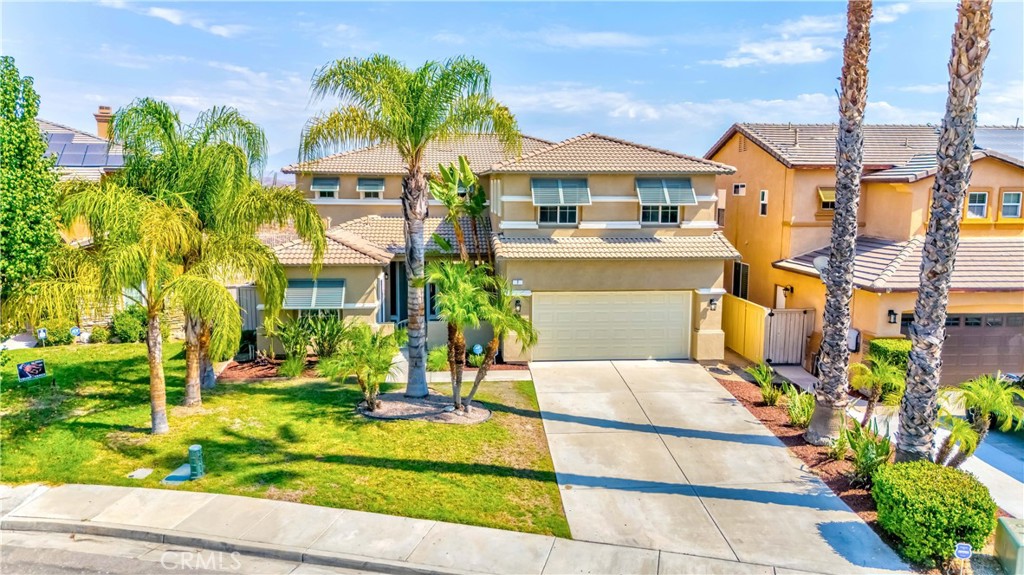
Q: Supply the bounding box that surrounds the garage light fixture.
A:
[709,298,718,311]
[887,310,898,324]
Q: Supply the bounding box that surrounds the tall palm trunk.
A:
[147,312,170,434]
[468,218,480,264]
[897,0,992,462]
[403,166,430,397]
[452,221,468,262]
[806,0,873,446]
[198,322,216,389]
[861,390,879,426]
[450,326,467,410]
[183,315,202,407]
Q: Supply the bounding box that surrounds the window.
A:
[311,177,339,199]
[964,315,983,327]
[759,190,768,216]
[731,262,749,299]
[282,279,346,310]
[297,309,342,320]
[717,207,726,227]
[635,178,697,205]
[966,191,988,219]
[1007,314,1024,327]
[945,315,962,327]
[901,313,915,335]
[539,206,578,225]
[1001,191,1022,218]
[641,205,679,224]
[531,178,590,206]
[357,177,385,199]
[985,315,1004,327]
[818,187,836,211]
[426,283,439,320]
[733,183,746,196]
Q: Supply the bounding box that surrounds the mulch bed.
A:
[217,359,317,380]
[360,390,491,424]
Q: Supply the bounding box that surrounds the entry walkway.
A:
[530,360,910,575]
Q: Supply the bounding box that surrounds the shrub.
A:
[427,345,449,372]
[304,315,348,359]
[112,307,146,343]
[36,318,76,346]
[278,355,306,379]
[868,338,911,372]
[873,461,997,567]
[468,353,485,368]
[784,384,815,428]
[89,326,109,343]
[845,419,892,486]
[745,362,780,406]
[276,319,309,360]
[828,425,850,461]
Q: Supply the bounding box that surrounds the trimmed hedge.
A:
[869,338,911,372]
[873,461,996,567]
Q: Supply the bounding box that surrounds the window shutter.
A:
[559,179,591,205]
[636,179,666,205]
[663,179,696,205]
[312,279,346,309]
[531,179,562,206]
[357,178,385,194]
[311,178,340,192]
[283,280,315,309]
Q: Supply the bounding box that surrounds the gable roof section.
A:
[282,134,553,175]
[335,215,492,256]
[774,236,1024,292]
[485,133,735,175]
[861,150,1024,182]
[492,233,740,260]
[263,226,393,266]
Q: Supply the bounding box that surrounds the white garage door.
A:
[531,291,691,361]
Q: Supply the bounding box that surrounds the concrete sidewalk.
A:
[2,483,797,575]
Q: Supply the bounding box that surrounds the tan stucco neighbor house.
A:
[268,133,740,362]
[706,123,1024,384]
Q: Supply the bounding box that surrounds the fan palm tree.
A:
[934,410,980,467]
[299,55,521,398]
[463,279,538,413]
[806,0,873,446]
[849,353,906,425]
[421,260,492,409]
[897,0,993,462]
[7,181,241,434]
[941,373,1024,467]
[111,99,325,406]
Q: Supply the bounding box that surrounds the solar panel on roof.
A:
[107,155,125,167]
[974,128,1024,162]
[45,143,65,157]
[82,152,108,166]
[60,151,86,166]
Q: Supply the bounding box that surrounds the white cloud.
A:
[874,3,911,24]
[978,80,1024,125]
[897,83,947,94]
[773,15,844,37]
[535,27,655,49]
[96,44,191,70]
[146,7,186,26]
[704,37,837,67]
[431,32,465,45]
[100,3,249,38]
[313,23,379,52]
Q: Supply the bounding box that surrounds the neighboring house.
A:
[706,123,1024,383]
[271,133,740,361]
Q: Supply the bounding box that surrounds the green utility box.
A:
[995,517,1023,575]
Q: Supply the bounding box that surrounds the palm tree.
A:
[463,279,538,413]
[806,0,873,446]
[8,181,241,434]
[934,410,980,467]
[430,157,474,262]
[897,0,993,462]
[111,99,325,406]
[299,55,521,398]
[941,373,1024,467]
[421,260,491,409]
[319,322,404,411]
[850,353,905,425]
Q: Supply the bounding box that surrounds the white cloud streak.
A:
[100,2,249,38]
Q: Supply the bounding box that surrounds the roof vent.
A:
[793,128,800,148]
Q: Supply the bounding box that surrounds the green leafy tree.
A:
[0,56,60,301]
[110,99,324,406]
[849,353,906,425]
[300,54,521,398]
[319,322,403,411]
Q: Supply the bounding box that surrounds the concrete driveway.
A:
[530,360,909,575]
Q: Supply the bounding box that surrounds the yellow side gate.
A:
[723,294,814,364]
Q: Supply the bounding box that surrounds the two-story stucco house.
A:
[269,133,740,362]
[706,123,1024,383]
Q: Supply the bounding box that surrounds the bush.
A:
[845,419,892,486]
[36,318,76,346]
[278,355,306,378]
[89,326,109,343]
[112,306,146,343]
[468,353,485,368]
[868,338,911,372]
[427,345,449,372]
[828,425,850,461]
[784,384,814,428]
[873,461,997,567]
[745,362,781,406]
[304,315,347,359]
[276,319,309,360]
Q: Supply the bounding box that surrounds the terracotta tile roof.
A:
[335,215,492,256]
[282,134,553,174]
[37,119,114,146]
[774,236,1024,292]
[862,150,1024,182]
[485,133,734,175]
[263,226,393,266]
[492,233,741,260]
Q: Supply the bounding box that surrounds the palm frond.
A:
[166,272,243,360]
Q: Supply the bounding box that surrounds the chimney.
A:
[94,106,113,140]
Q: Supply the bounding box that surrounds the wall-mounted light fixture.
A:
[887,310,898,324]
[782,285,794,296]
[709,298,718,311]
[514,299,522,314]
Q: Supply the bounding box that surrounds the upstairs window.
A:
[1001,191,1022,218]
[311,177,339,199]
[759,190,768,216]
[531,178,590,206]
[357,177,385,199]
[732,262,749,300]
[966,191,988,219]
[539,206,578,225]
[641,205,679,224]
[733,183,746,196]
[818,187,836,211]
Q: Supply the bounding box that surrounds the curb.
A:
[1,516,466,575]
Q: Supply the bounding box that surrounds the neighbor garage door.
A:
[939,313,1024,385]
[531,291,691,361]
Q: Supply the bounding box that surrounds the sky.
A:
[3,1,1023,180]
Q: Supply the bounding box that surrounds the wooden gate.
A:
[765,309,814,365]
[723,294,813,365]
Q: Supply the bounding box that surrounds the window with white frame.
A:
[539,206,578,224]
[357,177,385,199]
[759,190,768,216]
[641,205,679,224]
[733,183,746,196]
[732,262,749,299]
[311,177,339,199]
[1001,191,1022,218]
[966,191,988,219]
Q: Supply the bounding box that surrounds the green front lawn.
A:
[0,343,569,537]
